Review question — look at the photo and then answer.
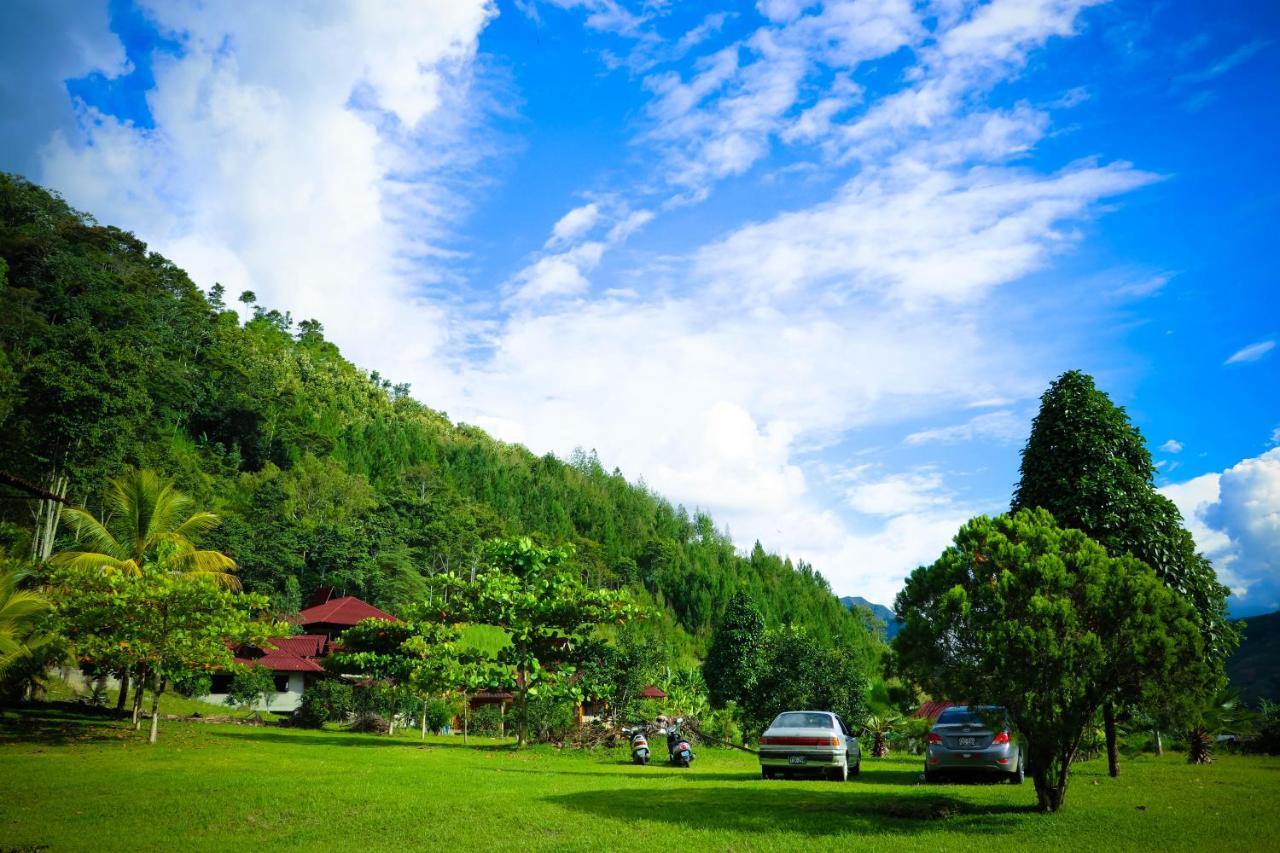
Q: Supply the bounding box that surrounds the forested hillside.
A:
[1228,611,1280,705]
[0,174,879,663]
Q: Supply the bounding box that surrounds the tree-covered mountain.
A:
[1228,611,1280,705]
[0,174,880,666]
[840,596,899,641]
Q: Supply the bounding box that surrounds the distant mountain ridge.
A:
[1228,610,1280,706]
[841,596,900,641]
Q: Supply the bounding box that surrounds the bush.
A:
[1246,700,1280,755]
[225,666,276,713]
[526,696,578,743]
[424,698,452,734]
[295,680,354,728]
[469,704,504,735]
[699,706,742,746]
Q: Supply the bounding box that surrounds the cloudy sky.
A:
[3,0,1277,613]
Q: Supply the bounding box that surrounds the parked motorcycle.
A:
[629,728,650,765]
[666,721,695,768]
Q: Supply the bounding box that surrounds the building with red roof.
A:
[202,589,395,713]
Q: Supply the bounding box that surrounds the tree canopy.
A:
[893,509,1209,812]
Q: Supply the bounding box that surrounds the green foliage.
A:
[423,698,453,734]
[225,665,276,714]
[524,695,580,743]
[295,679,354,728]
[893,509,1210,812]
[424,538,642,745]
[578,624,662,722]
[0,174,877,672]
[0,563,57,676]
[1012,370,1238,670]
[1247,700,1280,755]
[703,592,766,709]
[49,563,273,741]
[170,669,213,699]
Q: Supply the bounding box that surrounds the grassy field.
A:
[1,706,1277,852]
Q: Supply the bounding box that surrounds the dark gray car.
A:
[924,705,1024,784]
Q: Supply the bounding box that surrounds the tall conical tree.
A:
[703,591,767,710]
[1013,370,1238,775]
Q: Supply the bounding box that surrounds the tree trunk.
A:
[499,701,505,738]
[148,684,164,744]
[421,703,428,740]
[1104,703,1119,778]
[1187,727,1213,765]
[518,685,529,747]
[116,669,129,711]
[1032,760,1071,813]
[463,698,469,745]
[1153,729,1163,757]
[131,670,146,729]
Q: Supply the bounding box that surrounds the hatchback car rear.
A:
[924,705,1023,783]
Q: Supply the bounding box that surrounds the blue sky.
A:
[2,0,1277,614]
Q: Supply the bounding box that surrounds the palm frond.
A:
[172,511,223,542]
[47,551,136,574]
[58,507,127,560]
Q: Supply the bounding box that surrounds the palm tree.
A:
[864,712,902,757]
[1187,688,1255,765]
[50,469,239,589]
[0,565,54,674]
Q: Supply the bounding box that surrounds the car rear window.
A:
[936,707,1005,725]
[773,712,832,729]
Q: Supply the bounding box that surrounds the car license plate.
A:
[959,737,977,747]
[788,756,807,765]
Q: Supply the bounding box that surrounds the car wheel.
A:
[1009,756,1025,785]
[761,767,776,780]
[848,760,860,778]
[923,765,937,784]
[829,760,849,782]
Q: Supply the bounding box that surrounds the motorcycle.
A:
[666,721,695,768]
[629,728,651,765]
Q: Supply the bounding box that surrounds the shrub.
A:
[526,696,578,743]
[295,680,354,728]
[470,704,504,735]
[424,698,452,734]
[1246,700,1280,755]
[225,666,276,714]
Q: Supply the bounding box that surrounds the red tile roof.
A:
[297,596,396,628]
[641,685,668,699]
[234,650,326,673]
[265,635,327,657]
[913,700,958,722]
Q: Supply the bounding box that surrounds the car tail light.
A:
[992,731,1010,744]
[759,736,770,745]
[829,736,840,746]
[927,732,942,744]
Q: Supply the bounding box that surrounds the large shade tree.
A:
[894,510,1210,812]
[424,538,641,746]
[1012,370,1237,775]
[52,564,272,742]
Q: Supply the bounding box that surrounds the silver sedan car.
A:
[924,705,1024,783]
[758,710,861,781]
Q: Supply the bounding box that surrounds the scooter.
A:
[666,721,695,768]
[629,728,650,765]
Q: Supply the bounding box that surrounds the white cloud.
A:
[1162,447,1280,613]
[547,202,602,247]
[906,410,1029,445]
[1160,439,1184,454]
[1225,339,1276,364]
[39,1,497,395]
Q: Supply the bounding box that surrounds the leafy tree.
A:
[51,564,271,742]
[893,510,1210,812]
[225,665,277,715]
[703,592,767,710]
[425,538,641,745]
[1012,370,1238,775]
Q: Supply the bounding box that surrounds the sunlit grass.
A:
[1,706,1276,852]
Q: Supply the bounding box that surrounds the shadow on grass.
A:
[210,729,516,751]
[545,784,1038,837]
[0,703,129,746]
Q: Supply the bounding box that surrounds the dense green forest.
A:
[0,174,880,666]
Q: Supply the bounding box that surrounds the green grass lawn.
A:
[1,706,1277,852]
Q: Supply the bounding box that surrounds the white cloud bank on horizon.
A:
[19,0,1182,608]
[1162,446,1280,614]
